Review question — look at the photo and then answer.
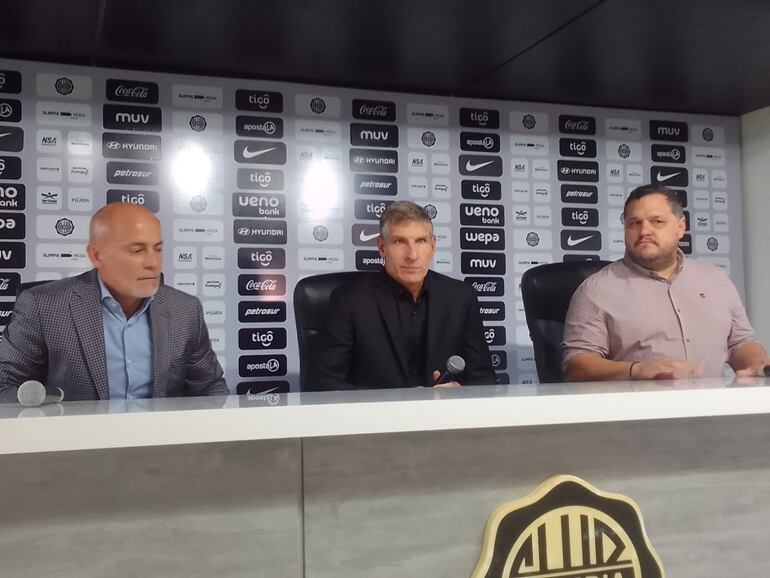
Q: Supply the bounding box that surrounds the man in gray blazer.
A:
[0,203,227,402]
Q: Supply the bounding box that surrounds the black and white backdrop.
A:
[0,57,744,391]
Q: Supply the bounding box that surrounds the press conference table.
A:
[1,378,770,577]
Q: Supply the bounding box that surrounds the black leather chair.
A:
[520,260,611,383]
[293,271,371,390]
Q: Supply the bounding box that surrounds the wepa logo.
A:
[460,227,505,250]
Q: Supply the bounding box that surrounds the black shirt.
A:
[381,271,429,387]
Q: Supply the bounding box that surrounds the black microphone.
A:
[17,380,64,407]
[434,355,466,385]
[764,365,770,377]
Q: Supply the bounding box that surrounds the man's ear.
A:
[376,235,385,258]
[86,243,101,268]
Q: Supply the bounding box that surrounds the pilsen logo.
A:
[471,475,663,578]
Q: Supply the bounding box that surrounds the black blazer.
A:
[306,270,495,390]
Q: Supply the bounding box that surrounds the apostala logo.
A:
[55,77,74,95]
[471,475,663,578]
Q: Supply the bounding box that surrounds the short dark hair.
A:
[379,201,433,238]
[623,184,684,219]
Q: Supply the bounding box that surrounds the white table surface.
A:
[1,377,769,455]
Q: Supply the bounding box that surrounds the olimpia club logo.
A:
[472,475,664,578]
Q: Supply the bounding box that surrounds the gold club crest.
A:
[472,475,664,578]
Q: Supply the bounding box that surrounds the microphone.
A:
[17,380,64,407]
[434,355,466,385]
[764,365,770,377]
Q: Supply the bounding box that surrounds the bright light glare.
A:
[172,145,211,195]
[300,161,340,220]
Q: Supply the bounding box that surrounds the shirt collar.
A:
[623,248,685,281]
[97,273,153,319]
[381,269,430,302]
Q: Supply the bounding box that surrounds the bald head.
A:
[89,203,159,245]
[87,203,163,313]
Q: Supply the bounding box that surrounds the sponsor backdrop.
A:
[0,57,743,391]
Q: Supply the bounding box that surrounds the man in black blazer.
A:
[307,201,494,390]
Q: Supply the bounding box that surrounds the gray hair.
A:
[379,201,433,238]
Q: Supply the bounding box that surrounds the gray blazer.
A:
[0,270,228,402]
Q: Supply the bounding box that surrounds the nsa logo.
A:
[471,475,663,578]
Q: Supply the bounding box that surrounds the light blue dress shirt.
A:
[98,275,154,399]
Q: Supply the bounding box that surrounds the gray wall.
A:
[741,105,770,345]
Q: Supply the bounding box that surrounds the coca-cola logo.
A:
[106,79,159,104]
[465,276,505,296]
[238,274,286,296]
[247,280,276,290]
[558,115,596,135]
[352,99,396,121]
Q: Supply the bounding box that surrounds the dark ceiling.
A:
[2,0,769,116]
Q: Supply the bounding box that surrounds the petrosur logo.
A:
[472,475,663,578]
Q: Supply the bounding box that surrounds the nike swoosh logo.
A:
[656,170,680,182]
[259,387,278,395]
[0,132,11,139]
[243,146,276,159]
[567,234,595,247]
[465,160,494,172]
[359,231,379,242]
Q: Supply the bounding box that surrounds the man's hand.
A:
[735,366,769,378]
[633,357,701,380]
[431,370,461,388]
